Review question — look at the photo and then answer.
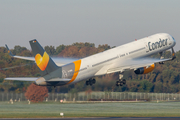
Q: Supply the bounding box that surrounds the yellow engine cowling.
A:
[134,64,155,74]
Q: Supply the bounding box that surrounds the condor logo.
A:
[148,39,168,51]
[35,52,49,71]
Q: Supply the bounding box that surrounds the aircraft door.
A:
[144,42,149,53]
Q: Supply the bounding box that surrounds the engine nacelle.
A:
[134,64,155,74]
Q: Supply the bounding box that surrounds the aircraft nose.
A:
[170,35,176,46]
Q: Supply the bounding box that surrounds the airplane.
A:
[4,33,176,87]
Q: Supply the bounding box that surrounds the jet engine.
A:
[134,64,155,74]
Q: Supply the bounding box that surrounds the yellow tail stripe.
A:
[67,60,81,84]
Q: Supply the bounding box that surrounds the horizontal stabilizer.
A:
[4,77,38,81]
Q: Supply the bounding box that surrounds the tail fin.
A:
[29,39,59,76]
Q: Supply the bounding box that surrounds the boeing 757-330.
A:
[4,33,176,87]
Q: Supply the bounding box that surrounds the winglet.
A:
[171,48,176,60]
[5,44,14,56]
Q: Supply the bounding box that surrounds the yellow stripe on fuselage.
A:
[67,60,81,84]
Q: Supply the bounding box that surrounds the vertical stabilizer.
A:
[29,39,59,76]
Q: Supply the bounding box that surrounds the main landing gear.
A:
[86,78,96,86]
[116,73,126,86]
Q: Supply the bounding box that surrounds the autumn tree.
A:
[44,46,56,55]
[139,80,153,92]
[25,83,48,102]
[55,44,65,55]
[1,44,180,93]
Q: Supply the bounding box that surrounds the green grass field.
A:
[0,101,180,118]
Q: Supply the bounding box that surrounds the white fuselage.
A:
[70,33,176,84]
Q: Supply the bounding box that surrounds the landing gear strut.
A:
[159,48,176,64]
[86,78,96,86]
[116,73,126,86]
[159,52,164,64]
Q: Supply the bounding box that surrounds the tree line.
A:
[0,42,179,93]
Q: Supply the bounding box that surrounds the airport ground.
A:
[0,118,180,120]
[0,101,180,118]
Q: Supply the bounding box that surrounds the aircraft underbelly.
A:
[46,81,70,86]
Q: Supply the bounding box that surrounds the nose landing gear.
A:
[86,78,96,86]
[116,73,126,86]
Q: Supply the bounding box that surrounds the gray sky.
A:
[0,0,180,51]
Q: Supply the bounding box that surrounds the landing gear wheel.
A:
[122,79,126,84]
[92,79,96,84]
[89,81,92,86]
[120,82,123,86]
[86,81,89,85]
[86,78,96,86]
[116,72,126,86]
[116,81,119,86]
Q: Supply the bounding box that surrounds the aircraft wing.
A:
[5,44,35,61]
[107,58,172,74]
[5,44,76,66]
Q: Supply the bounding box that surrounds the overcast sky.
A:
[0,0,180,51]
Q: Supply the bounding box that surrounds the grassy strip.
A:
[0,101,180,118]
[1,113,180,118]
